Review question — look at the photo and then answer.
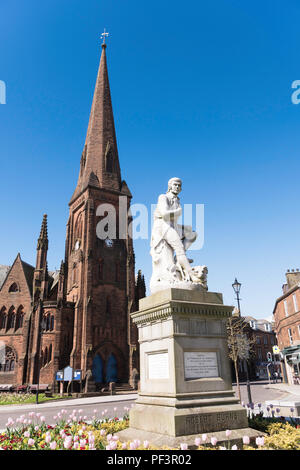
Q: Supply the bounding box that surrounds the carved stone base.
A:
[118,426,263,450]
[126,401,248,437]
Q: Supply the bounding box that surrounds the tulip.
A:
[80,439,86,448]
[133,439,141,448]
[225,429,231,437]
[202,434,207,442]
[129,441,137,450]
[64,438,73,450]
[50,441,57,450]
[194,437,201,446]
[231,445,238,450]
[122,442,127,449]
[180,443,188,450]
[143,440,150,449]
[28,439,35,447]
[242,435,250,445]
[211,437,218,446]
[24,431,30,438]
[256,437,264,447]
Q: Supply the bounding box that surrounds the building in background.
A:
[243,316,279,380]
[273,269,300,385]
[0,41,145,392]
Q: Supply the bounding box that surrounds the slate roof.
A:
[0,265,10,290]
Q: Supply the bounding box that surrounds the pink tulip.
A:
[28,439,35,447]
[143,440,150,449]
[243,435,250,445]
[50,441,57,450]
[122,442,127,449]
[211,437,218,446]
[195,437,201,446]
[64,437,73,449]
[256,437,264,447]
[202,434,207,442]
[24,431,30,438]
[100,429,106,436]
[180,443,188,450]
[129,441,137,450]
[225,429,231,437]
[231,445,238,450]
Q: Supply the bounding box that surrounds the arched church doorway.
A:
[92,354,104,385]
[105,353,118,383]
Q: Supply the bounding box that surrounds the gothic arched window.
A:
[6,307,15,330]
[15,306,24,331]
[9,283,19,293]
[0,347,16,373]
[0,307,6,329]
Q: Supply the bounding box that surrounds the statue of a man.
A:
[150,177,200,288]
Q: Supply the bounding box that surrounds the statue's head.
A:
[167,177,182,195]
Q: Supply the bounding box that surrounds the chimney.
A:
[285,269,300,289]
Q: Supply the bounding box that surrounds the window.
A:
[8,283,19,293]
[6,307,15,330]
[0,308,6,329]
[284,300,289,317]
[293,294,298,313]
[15,306,24,331]
[257,348,262,360]
[0,347,16,373]
[264,323,271,332]
[250,320,257,329]
[288,328,293,345]
[256,336,261,345]
[264,336,268,345]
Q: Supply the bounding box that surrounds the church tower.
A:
[65,38,137,388]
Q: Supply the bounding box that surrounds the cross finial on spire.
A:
[101,28,109,45]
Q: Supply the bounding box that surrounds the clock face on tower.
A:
[105,238,114,248]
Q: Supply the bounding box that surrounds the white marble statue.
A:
[150,177,208,294]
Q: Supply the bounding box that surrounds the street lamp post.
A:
[232,277,253,405]
[232,278,241,315]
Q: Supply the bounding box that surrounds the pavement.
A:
[0,393,138,413]
[263,382,300,397]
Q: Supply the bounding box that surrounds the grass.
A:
[0,392,71,406]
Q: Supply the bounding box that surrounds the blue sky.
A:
[1,0,300,318]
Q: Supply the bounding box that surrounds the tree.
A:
[227,316,254,402]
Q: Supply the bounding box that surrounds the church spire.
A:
[71,35,122,201]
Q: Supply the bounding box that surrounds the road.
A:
[0,381,294,430]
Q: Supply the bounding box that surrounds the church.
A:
[0,39,145,392]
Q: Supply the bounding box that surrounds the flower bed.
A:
[0,405,299,450]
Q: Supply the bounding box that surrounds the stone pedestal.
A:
[119,288,260,447]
